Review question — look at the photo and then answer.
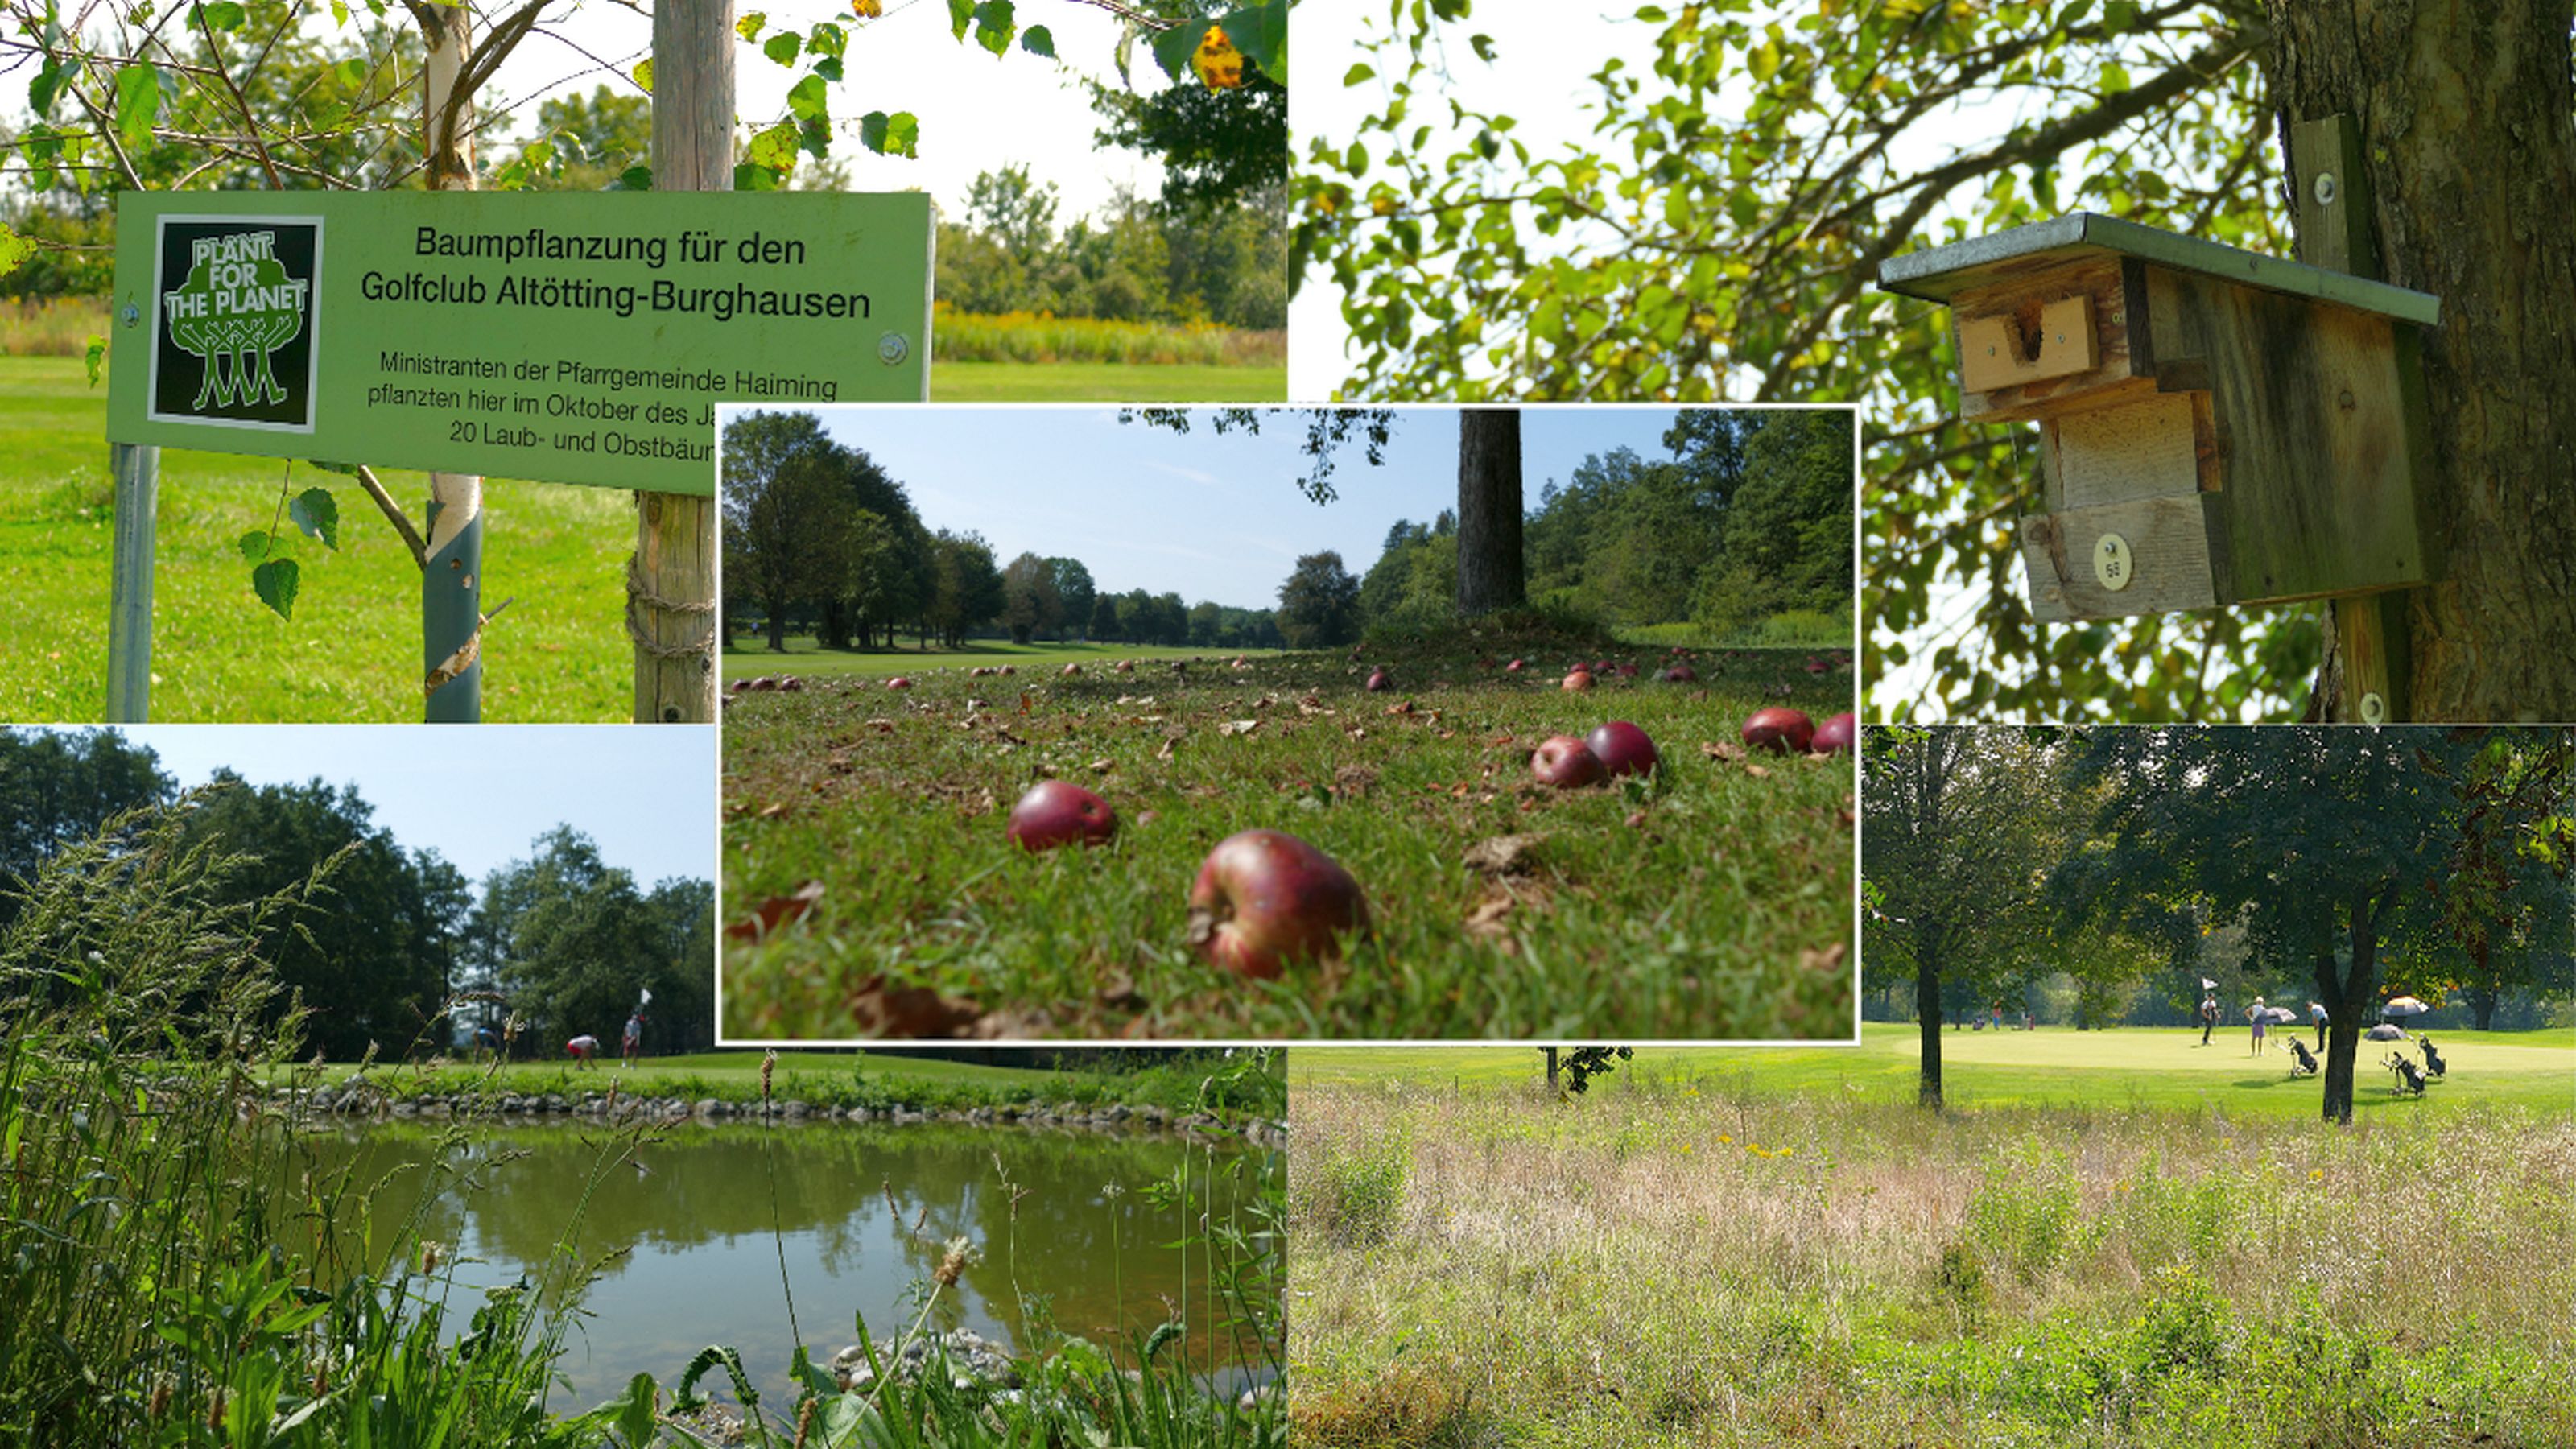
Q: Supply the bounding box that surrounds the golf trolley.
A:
[2419,1034,2447,1080]
[2382,1051,2429,1098]
[2285,1038,2320,1078]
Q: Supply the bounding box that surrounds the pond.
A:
[285,1119,1277,1408]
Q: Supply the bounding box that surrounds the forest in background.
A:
[0,729,713,1057]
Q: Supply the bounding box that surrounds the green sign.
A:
[106,190,932,496]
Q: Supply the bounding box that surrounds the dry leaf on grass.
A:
[1700,740,1744,762]
[1802,942,1851,974]
[1219,719,1261,737]
[725,880,824,940]
[846,976,982,1038]
[1156,736,1179,761]
[1334,765,1379,799]
[1463,833,1546,877]
[1463,890,1517,939]
[758,803,790,820]
[1744,764,1772,779]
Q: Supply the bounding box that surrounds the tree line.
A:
[1266,409,1854,649]
[0,729,712,1059]
[722,410,1288,654]
[1864,725,2576,1122]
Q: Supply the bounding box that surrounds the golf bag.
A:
[2420,1035,2447,1080]
[2383,1051,2428,1098]
[2285,1038,2319,1078]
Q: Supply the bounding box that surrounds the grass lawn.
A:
[1,356,640,722]
[928,361,1285,402]
[723,623,1856,1040]
[724,636,1286,680]
[1290,1080,2576,1448]
[1288,1022,2576,1117]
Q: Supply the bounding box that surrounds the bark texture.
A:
[2268,2,2576,720]
[1455,410,1526,616]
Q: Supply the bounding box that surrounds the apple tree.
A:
[1540,1044,1633,1096]
[1297,2,2576,723]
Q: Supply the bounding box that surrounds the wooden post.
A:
[420,6,484,723]
[2294,114,2413,724]
[636,0,729,724]
[105,442,158,722]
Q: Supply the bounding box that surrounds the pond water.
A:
[287,1120,1276,1408]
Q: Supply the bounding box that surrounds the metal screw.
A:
[2314,172,2339,206]
[877,332,910,365]
[122,303,141,328]
[1986,345,1997,357]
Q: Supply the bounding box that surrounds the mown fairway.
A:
[1290,1023,2576,1117]
[724,637,1285,681]
[723,629,1856,1039]
[1290,1067,2576,1448]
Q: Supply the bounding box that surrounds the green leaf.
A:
[733,160,782,192]
[85,336,105,386]
[289,488,338,551]
[1019,23,1054,59]
[971,0,1013,56]
[812,56,843,82]
[27,57,67,118]
[252,558,299,620]
[946,0,973,40]
[857,109,918,159]
[785,72,829,124]
[0,222,35,279]
[614,163,652,191]
[1150,20,1204,82]
[763,31,801,64]
[1468,32,1495,62]
[19,126,59,192]
[735,10,766,40]
[112,66,160,154]
[1343,62,1374,85]
[192,1,246,31]
[238,529,281,564]
[805,21,847,59]
[746,121,800,172]
[630,58,652,93]
[329,0,346,24]
[333,56,367,90]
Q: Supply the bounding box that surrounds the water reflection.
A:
[285,1121,1272,1406]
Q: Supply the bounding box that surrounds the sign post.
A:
[105,442,157,722]
[100,188,932,720]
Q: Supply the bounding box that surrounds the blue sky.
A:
[99,725,714,888]
[781,406,1693,611]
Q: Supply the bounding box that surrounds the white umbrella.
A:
[2382,996,2431,1018]
[2365,1023,2409,1041]
[2264,1007,2299,1025]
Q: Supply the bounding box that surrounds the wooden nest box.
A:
[1880,213,2442,624]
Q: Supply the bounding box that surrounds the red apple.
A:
[1506,658,1526,673]
[1062,663,1082,676]
[1562,669,1595,692]
[887,676,913,691]
[1116,660,1135,673]
[1007,781,1117,851]
[1531,734,1608,788]
[1811,712,1857,755]
[1185,830,1369,980]
[1616,663,1639,678]
[748,675,779,691]
[1662,664,1699,683]
[780,676,804,691]
[999,665,1016,676]
[1365,668,1393,692]
[1744,707,1815,753]
[1805,656,1827,675]
[1585,721,1659,778]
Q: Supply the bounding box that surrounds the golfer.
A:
[566,1034,601,1069]
[622,1011,645,1067]
[2199,993,2219,1046]
[2247,997,2268,1055]
[2309,1000,2330,1051]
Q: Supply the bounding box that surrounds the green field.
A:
[725,635,1286,680]
[1289,1022,2576,1117]
[1,360,637,722]
[724,625,1856,1040]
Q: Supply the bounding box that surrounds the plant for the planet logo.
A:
[152,221,320,430]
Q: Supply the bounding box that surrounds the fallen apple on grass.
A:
[1531,734,1609,788]
[1185,830,1370,979]
[1743,706,1815,753]
[1562,668,1595,692]
[1006,780,1117,851]
[1585,721,1659,778]
[1811,712,1856,754]
[1506,658,1526,673]
[1062,663,1082,676]
[886,677,914,691]
[1662,664,1698,683]
[1365,667,1393,692]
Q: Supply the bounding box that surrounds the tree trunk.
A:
[1542,1046,1559,1093]
[1915,928,1945,1111]
[766,598,786,652]
[1455,410,1525,617]
[2315,886,2390,1125]
[2470,987,2496,1030]
[418,7,482,724]
[2266,3,2576,720]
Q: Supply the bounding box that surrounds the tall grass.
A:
[1290,1078,2576,1448]
[0,295,104,357]
[931,305,1285,367]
